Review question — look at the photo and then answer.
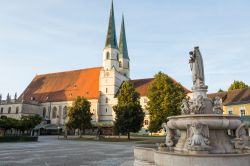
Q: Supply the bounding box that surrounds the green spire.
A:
[119,15,129,59]
[105,0,118,49]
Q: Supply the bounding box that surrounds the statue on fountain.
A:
[189,46,206,89]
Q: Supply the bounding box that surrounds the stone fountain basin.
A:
[134,145,250,166]
[167,114,241,130]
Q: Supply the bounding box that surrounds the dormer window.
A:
[106,52,110,59]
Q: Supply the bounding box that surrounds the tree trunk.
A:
[127,132,130,140]
[64,128,68,139]
[79,128,83,138]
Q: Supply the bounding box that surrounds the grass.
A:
[135,139,163,144]
[64,136,144,142]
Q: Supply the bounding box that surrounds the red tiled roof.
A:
[208,87,250,105]
[130,77,190,96]
[19,67,102,103]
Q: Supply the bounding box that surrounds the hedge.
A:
[0,136,38,142]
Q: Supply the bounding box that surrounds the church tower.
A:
[119,15,130,78]
[99,1,129,122]
[103,1,119,71]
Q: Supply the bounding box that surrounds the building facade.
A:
[0,2,189,134]
[209,87,250,135]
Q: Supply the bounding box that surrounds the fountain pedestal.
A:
[133,47,250,166]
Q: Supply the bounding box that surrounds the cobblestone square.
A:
[0,136,134,166]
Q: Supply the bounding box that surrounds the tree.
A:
[20,115,42,133]
[0,115,42,136]
[113,81,145,140]
[66,96,93,138]
[228,80,248,91]
[147,72,186,132]
[217,89,224,93]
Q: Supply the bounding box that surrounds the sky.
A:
[0,0,250,99]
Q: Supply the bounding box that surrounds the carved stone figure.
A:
[189,47,205,88]
[189,95,205,114]
[162,123,175,147]
[187,123,210,150]
[234,122,250,150]
[213,96,223,114]
[181,98,190,114]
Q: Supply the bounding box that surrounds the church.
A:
[0,2,189,135]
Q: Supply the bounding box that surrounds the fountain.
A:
[134,47,250,166]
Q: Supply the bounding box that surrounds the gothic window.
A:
[58,106,62,119]
[106,52,110,60]
[52,107,57,119]
[16,107,19,114]
[240,109,245,116]
[8,107,11,114]
[63,106,67,119]
[106,97,109,103]
[0,108,3,114]
[119,61,122,67]
[43,107,46,118]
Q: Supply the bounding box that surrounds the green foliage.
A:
[228,80,248,91]
[113,81,145,140]
[217,89,224,93]
[66,96,93,137]
[0,136,38,142]
[19,115,42,132]
[0,115,42,135]
[147,72,186,132]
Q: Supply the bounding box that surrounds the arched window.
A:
[63,106,67,119]
[106,52,110,60]
[106,88,108,93]
[16,107,19,114]
[106,98,108,103]
[144,120,149,126]
[119,61,122,67]
[8,107,11,114]
[1,108,3,114]
[105,108,108,112]
[116,54,119,60]
[43,107,46,118]
[52,107,57,119]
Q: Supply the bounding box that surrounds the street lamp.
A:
[57,126,60,140]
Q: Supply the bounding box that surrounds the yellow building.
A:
[209,87,250,135]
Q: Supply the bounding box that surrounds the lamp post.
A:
[57,126,60,140]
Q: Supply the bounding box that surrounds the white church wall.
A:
[0,103,23,119]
